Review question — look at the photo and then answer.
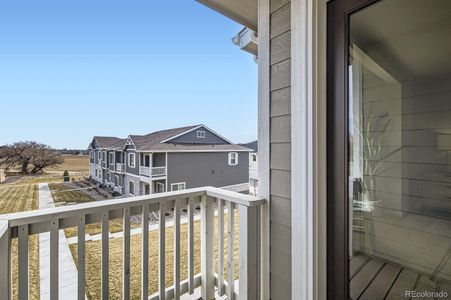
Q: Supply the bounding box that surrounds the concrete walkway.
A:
[38,183,86,300]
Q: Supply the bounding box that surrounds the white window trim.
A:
[171,182,186,191]
[228,152,238,166]
[129,180,135,196]
[156,182,165,193]
[128,153,136,168]
[196,130,206,139]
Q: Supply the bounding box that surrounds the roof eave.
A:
[196,0,257,32]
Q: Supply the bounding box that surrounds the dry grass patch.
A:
[0,183,40,299]
[49,183,95,204]
[70,212,239,299]
[49,155,89,172]
[12,174,85,185]
[49,183,139,238]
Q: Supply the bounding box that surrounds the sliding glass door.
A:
[328,0,451,299]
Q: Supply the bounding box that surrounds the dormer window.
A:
[197,130,206,139]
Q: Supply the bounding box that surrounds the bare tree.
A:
[0,141,63,174]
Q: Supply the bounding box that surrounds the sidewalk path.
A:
[38,183,87,300]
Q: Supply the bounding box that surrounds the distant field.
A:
[3,154,89,179]
[50,154,89,172]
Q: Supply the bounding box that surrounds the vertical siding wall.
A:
[269,0,292,298]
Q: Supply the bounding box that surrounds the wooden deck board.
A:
[350,259,384,300]
[437,281,451,295]
[350,255,370,279]
[385,269,419,300]
[412,275,438,300]
[359,263,401,300]
[352,255,451,300]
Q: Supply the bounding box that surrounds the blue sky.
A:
[0,1,257,149]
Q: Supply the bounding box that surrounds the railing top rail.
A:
[206,187,264,207]
[0,187,265,228]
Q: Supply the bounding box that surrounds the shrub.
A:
[63,170,70,182]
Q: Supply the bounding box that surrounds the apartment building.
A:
[88,125,251,196]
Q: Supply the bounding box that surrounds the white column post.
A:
[257,0,271,297]
[201,195,215,300]
[0,220,11,300]
[239,205,261,300]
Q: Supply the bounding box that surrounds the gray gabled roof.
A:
[91,136,126,150]
[239,140,258,152]
[127,125,252,152]
[90,125,252,152]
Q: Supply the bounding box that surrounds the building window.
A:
[228,152,238,165]
[98,151,102,161]
[95,169,98,177]
[128,153,136,168]
[129,180,135,196]
[109,152,114,164]
[115,175,119,186]
[171,182,186,191]
[155,182,165,193]
[252,154,257,162]
[196,130,206,139]
[90,151,94,159]
[144,183,150,195]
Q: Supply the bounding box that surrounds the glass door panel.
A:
[348,0,451,298]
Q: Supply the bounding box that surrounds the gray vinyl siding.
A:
[168,126,229,144]
[124,147,139,175]
[269,1,292,299]
[167,152,249,190]
[153,153,166,167]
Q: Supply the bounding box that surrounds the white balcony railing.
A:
[116,163,126,172]
[0,187,264,300]
[139,166,150,176]
[151,166,166,177]
[140,166,166,177]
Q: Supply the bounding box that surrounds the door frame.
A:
[326,0,379,299]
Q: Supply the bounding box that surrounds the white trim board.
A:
[257,0,270,298]
[122,136,137,150]
[291,0,327,300]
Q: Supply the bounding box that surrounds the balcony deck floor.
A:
[350,254,451,300]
